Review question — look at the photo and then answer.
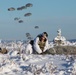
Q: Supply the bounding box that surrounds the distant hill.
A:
[68,39,76,42]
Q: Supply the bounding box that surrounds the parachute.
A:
[18,20,23,23]
[14,17,20,21]
[24,13,32,17]
[25,3,33,8]
[8,7,15,11]
[17,6,27,11]
[26,33,31,37]
[34,26,39,29]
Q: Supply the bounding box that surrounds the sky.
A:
[0,0,76,41]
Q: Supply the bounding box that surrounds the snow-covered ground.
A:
[0,40,76,75]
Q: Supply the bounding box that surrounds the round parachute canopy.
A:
[25,3,33,7]
[17,6,27,10]
[21,6,27,10]
[8,7,15,11]
[17,7,22,10]
[24,13,32,17]
[14,17,20,21]
[35,26,39,29]
[26,33,31,37]
[18,20,23,23]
